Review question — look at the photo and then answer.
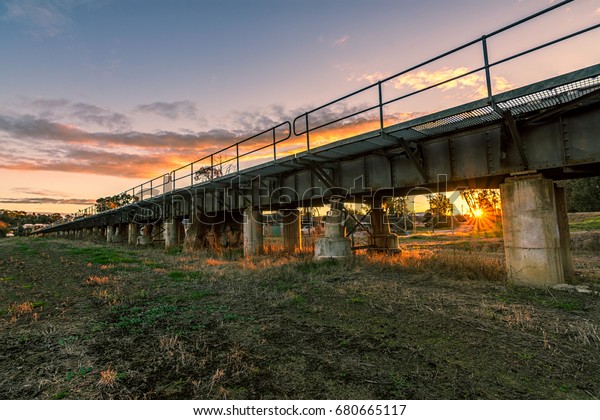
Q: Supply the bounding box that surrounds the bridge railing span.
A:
[52,0,599,227]
[292,0,600,145]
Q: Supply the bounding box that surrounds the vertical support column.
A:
[183,215,199,253]
[106,225,115,243]
[282,209,302,252]
[112,224,126,243]
[164,218,181,250]
[315,199,351,259]
[370,201,400,251]
[500,175,564,286]
[128,223,140,246]
[554,185,575,278]
[138,224,153,246]
[243,208,264,256]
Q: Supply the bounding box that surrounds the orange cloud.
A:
[356,67,515,99]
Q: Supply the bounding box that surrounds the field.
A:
[1,221,599,399]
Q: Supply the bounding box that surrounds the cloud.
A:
[0,111,264,178]
[354,67,515,99]
[136,101,199,120]
[0,197,95,206]
[595,7,600,16]
[2,0,70,38]
[332,35,350,47]
[70,103,131,131]
[27,98,132,131]
[10,187,71,198]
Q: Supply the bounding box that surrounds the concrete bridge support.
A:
[315,200,351,259]
[282,209,302,252]
[500,174,570,286]
[243,208,264,256]
[106,225,115,243]
[128,223,140,246]
[183,211,243,253]
[369,206,400,252]
[112,224,126,243]
[138,224,153,246]
[554,186,575,278]
[164,218,182,250]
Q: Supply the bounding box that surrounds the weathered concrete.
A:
[315,200,351,259]
[112,224,126,243]
[183,211,243,253]
[128,223,141,246]
[370,207,400,251]
[243,208,264,256]
[554,185,575,278]
[138,224,153,246]
[500,174,564,286]
[106,225,115,243]
[164,218,181,249]
[282,209,302,252]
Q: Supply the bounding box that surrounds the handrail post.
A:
[191,162,194,185]
[210,154,214,180]
[305,113,310,152]
[236,143,240,173]
[272,127,277,161]
[482,35,493,101]
[378,81,384,133]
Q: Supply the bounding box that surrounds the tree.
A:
[427,193,453,217]
[385,197,408,217]
[0,220,8,237]
[95,193,134,213]
[460,189,501,217]
[564,177,600,212]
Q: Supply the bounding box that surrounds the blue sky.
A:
[0,0,599,213]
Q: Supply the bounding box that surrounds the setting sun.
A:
[473,208,484,218]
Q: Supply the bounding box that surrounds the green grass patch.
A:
[68,246,139,265]
[295,258,339,275]
[66,367,93,381]
[497,289,585,312]
[51,390,69,400]
[0,276,15,282]
[113,304,177,330]
[570,216,600,231]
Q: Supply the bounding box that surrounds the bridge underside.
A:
[38,65,600,287]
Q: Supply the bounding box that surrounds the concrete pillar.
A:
[370,207,400,251]
[315,200,351,259]
[164,218,181,249]
[554,185,575,278]
[243,208,264,256]
[282,209,302,252]
[128,223,140,246]
[138,224,153,246]
[500,174,564,286]
[112,224,125,243]
[183,216,199,252]
[106,225,115,243]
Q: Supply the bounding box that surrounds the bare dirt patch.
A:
[0,236,598,399]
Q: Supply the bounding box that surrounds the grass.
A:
[67,246,139,265]
[0,236,598,400]
[570,216,600,231]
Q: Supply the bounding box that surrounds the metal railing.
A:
[292,0,600,149]
[49,0,599,228]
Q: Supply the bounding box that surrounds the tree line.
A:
[0,210,63,237]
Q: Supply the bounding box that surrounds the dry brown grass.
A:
[97,367,118,388]
[85,275,110,286]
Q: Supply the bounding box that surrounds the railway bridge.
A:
[36,1,600,287]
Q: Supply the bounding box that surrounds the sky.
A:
[1,0,599,214]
